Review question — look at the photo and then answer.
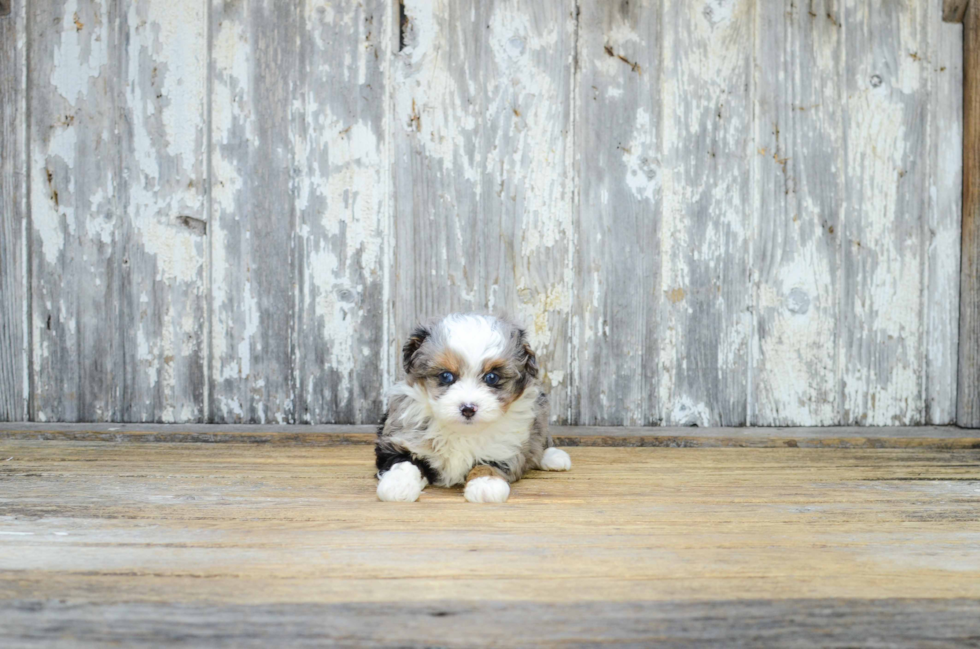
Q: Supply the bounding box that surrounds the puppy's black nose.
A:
[460,404,478,419]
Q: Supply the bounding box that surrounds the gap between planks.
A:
[0,423,978,449]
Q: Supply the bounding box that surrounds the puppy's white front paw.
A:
[464,476,510,503]
[377,462,425,502]
[539,447,572,471]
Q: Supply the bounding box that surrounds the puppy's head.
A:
[402,314,538,428]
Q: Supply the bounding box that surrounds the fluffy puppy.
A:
[375,314,571,503]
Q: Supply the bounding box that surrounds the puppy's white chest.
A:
[424,420,531,486]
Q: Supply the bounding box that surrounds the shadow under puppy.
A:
[376,314,571,503]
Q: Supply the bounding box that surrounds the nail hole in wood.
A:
[176,215,207,236]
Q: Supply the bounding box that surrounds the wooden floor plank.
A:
[1,442,979,645]
[4,599,980,649]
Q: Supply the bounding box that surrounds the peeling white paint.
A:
[211,18,252,144]
[396,0,480,184]
[660,0,755,425]
[923,2,964,424]
[50,0,107,103]
[32,128,78,266]
[547,370,566,387]
[623,107,660,204]
[843,71,922,424]
[16,0,961,427]
[139,221,203,284]
[670,397,711,427]
[306,243,356,402]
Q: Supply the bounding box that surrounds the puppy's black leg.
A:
[375,439,437,482]
[375,437,438,502]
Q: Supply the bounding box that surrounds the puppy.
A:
[375,314,571,503]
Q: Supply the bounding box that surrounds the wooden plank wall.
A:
[28,0,208,422]
[752,0,840,426]
[0,0,27,421]
[0,0,966,427]
[958,0,980,426]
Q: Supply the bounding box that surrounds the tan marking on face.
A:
[481,358,507,376]
[499,388,524,410]
[466,465,505,482]
[433,349,464,377]
[480,357,524,410]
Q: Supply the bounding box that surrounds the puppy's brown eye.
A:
[483,372,500,387]
[438,371,455,385]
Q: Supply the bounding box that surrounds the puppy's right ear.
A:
[402,325,430,374]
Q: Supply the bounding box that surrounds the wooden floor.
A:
[2,437,980,646]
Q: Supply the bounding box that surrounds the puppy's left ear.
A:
[517,328,538,386]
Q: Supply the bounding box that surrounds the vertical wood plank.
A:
[927,0,963,424]
[0,0,28,421]
[29,0,111,422]
[660,0,753,426]
[29,0,208,422]
[294,1,389,424]
[959,0,980,427]
[840,0,929,425]
[572,0,661,425]
[210,0,299,423]
[751,1,842,426]
[391,0,576,422]
[119,0,209,422]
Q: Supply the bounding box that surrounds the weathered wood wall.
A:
[0,0,965,426]
[0,0,27,422]
[957,0,980,427]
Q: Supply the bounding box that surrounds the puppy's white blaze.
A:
[376,462,426,502]
[443,314,506,371]
[539,447,572,471]
[464,476,510,503]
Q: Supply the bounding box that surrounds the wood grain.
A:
[660,0,753,426]
[3,599,980,647]
[29,0,114,422]
[391,0,576,421]
[0,441,978,645]
[293,0,388,424]
[28,0,208,423]
[928,1,964,424]
[572,0,662,426]
[0,0,27,421]
[840,0,930,425]
[209,0,300,423]
[944,0,971,23]
[751,1,842,426]
[0,1,968,427]
[118,0,209,422]
[960,0,980,427]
